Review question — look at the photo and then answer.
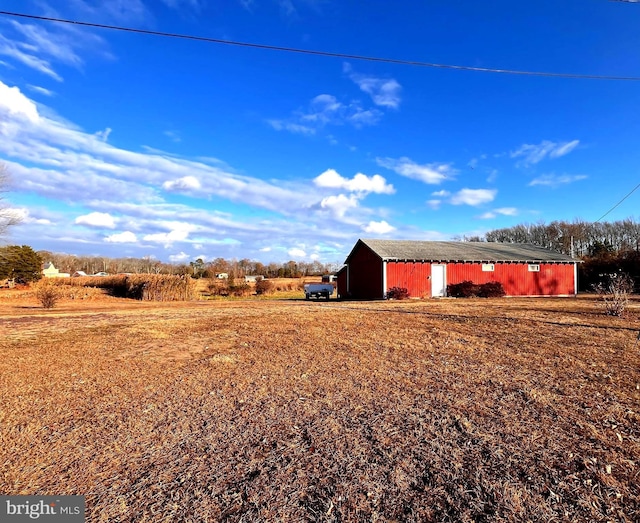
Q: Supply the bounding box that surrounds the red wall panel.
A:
[446,262,575,296]
[386,261,431,298]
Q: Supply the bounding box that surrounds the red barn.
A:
[337,239,579,300]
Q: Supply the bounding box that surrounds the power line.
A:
[2,10,640,81]
[595,181,640,222]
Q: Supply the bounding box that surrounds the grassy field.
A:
[1,290,639,522]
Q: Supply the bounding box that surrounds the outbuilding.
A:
[337,239,579,300]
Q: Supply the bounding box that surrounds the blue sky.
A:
[1,0,639,265]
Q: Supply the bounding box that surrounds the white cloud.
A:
[319,194,360,218]
[0,82,40,123]
[528,174,587,187]
[313,169,394,194]
[105,231,138,243]
[479,207,518,219]
[426,200,442,210]
[169,251,191,262]
[363,220,395,234]
[143,221,197,247]
[163,176,202,192]
[377,157,455,185]
[259,246,272,252]
[7,207,51,225]
[288,247,306,258]
[450,188,497,206]
[494,207,518,216]
[344,63,402,109]
[431,190,450,197]
[511,140,580,166]
[75,212,117,228]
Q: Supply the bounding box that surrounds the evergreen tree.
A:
[0,245,43,283]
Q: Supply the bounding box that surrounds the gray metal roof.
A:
[351,239,577,263]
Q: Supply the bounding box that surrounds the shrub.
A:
[229,282,251,297]
[35,279,60,308]
[593,273,633,317]
[387,286,409,300]
[447,281,479,298]
[477,281,506,298]
[255,279,274,295]
[447,281,506,298]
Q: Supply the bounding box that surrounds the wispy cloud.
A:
[478,207,518,219]
[27,85,55,97]
[377,157,456,185]
[164,130,182,143]
[278,0,296,16]
[67,0,149,24]
[528,173,587,187]
[511,140,580,166]
[0,12,112,81]
[161,0,205,10]
[269,93,384,134]
[344,63,402,109]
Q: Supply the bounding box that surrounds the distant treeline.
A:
[466,218,640,291]
[35,250,340,279]
[472,218,640,257]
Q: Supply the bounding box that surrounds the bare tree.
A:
[0,164,21,238]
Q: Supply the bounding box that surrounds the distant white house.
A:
[215,273,229,279]
[42,262,70,278]
[244,275,262,283]
[72,271,88,277]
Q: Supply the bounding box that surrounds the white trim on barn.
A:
[382,260,387,297]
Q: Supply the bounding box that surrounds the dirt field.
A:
[1,291,639,522]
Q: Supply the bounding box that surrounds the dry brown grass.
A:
[1,295,639,522]
[51,275,196,301]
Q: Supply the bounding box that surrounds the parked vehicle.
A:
[304,283,334,300]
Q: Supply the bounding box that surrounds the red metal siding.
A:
[347,244,383,299]
[386,261,432,298]
[446,262,576,296]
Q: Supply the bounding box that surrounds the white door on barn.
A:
[431,264,446,297]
